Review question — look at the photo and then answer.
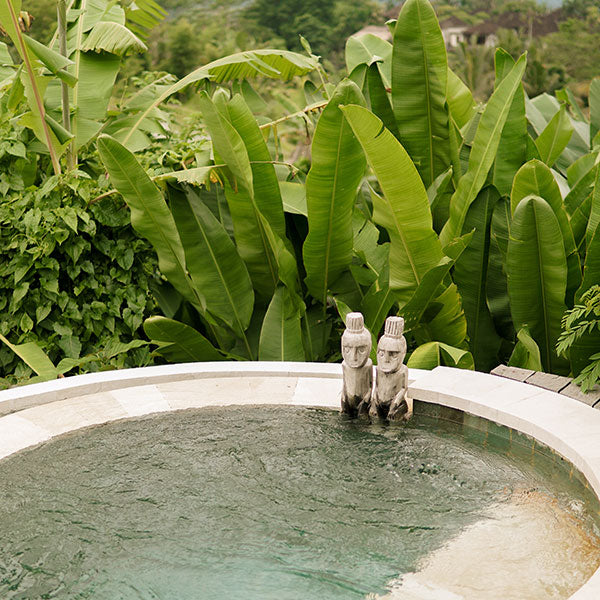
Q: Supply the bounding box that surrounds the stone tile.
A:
[490,364,536,382]
[17,393,128,437]
[560,382,600,408]
[109,385,170,417]
[158,376,299,410]
[525,371,572,393]
[0,362,343,417]
[291,377,341,408]
[0,414,51,459]
[409,367,547,425]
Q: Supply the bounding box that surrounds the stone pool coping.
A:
[1,362,600,599]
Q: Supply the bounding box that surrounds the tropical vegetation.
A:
[0,0,599,393]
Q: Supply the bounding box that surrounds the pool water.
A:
[0,405,598,599]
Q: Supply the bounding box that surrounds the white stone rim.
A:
[0,362,599,599]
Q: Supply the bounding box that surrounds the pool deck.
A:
[1,362,600,599]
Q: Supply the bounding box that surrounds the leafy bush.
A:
[0,160,158,385]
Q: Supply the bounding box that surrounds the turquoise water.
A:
[0,405,593,599]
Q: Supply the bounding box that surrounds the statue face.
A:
[342,332,371,368]
[377,336,405,373]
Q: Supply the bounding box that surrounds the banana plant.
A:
[96,0,599,382]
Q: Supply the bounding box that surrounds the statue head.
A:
[377,316,406,373]
[341,312,372,368]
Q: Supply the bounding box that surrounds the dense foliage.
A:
[1,0,599,394]
[94,0,599,391]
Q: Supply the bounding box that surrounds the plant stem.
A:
[5,0,61,175]
[259,101,327,131]
[57,0,74,171]
[71,0,87,168]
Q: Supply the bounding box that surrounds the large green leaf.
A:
[226,94,286,239]
[508,327,543,371]
[454,186,503,372]
[407,341,474,370]
[143,316,224,363]
[303,80,366,305]
[81,21,147,55]
[487,197,513,340]
[360,263,395,339]
[72,51,121,149]
[578,224,600,301]
[341,104,443,304]
[366,63,398,138]
[417,283,468,347]
[0,332,57,377]
[199,92,278,296]
[401,255,459,332]
[567,151,597,188]
[123,49,318,145]
[0,0,63,172]
[392,0,450,187]
[198,92,252,193]
[168,185,254,342]
[507,195,568,373]
[96,135,200,309]
[446,68,475,129]
[534,105,574,168]
[258,286,305,361]
[511,159,581,304]
[23,34,76,86]
[492,49,527,197]
[587,166,600,249]
[440,54,526,247]
[590,78,600,144]
[345,33,392,88]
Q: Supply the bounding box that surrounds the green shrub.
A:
[0,163,158,385]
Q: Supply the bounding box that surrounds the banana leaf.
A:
[454,186,503,371]
[511,159,581,304]
[578,224,600,301]
[440,54,526,246]
[226,94,287,239]
[507,195,568,373]
[366,63,398,138]
[447,67,475,129]
[123,49,318,146]
[492,49,527,197]
[417,284,468,347]
[534,105,574,168]
[407,341,474,370]
[199,92,278,296]
[0,332,57,377]
[97,135,200,309]
[258,286,305,361]
[303,80,366,305]
[392,0,450,186]
[345,33,392,88]
[143,316,224,362]
[168,185,255,342]
[340,104,443,304]
[508,327,542,371]
[587,166,600,249]
[487,197,513,340]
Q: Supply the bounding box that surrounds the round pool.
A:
[0,363,599,599]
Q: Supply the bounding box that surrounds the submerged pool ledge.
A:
[1,362,600,599]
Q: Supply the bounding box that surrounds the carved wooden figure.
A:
[371,316,410,421]
[340,312,373,417]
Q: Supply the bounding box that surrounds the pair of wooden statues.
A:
[340,312,410,421]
